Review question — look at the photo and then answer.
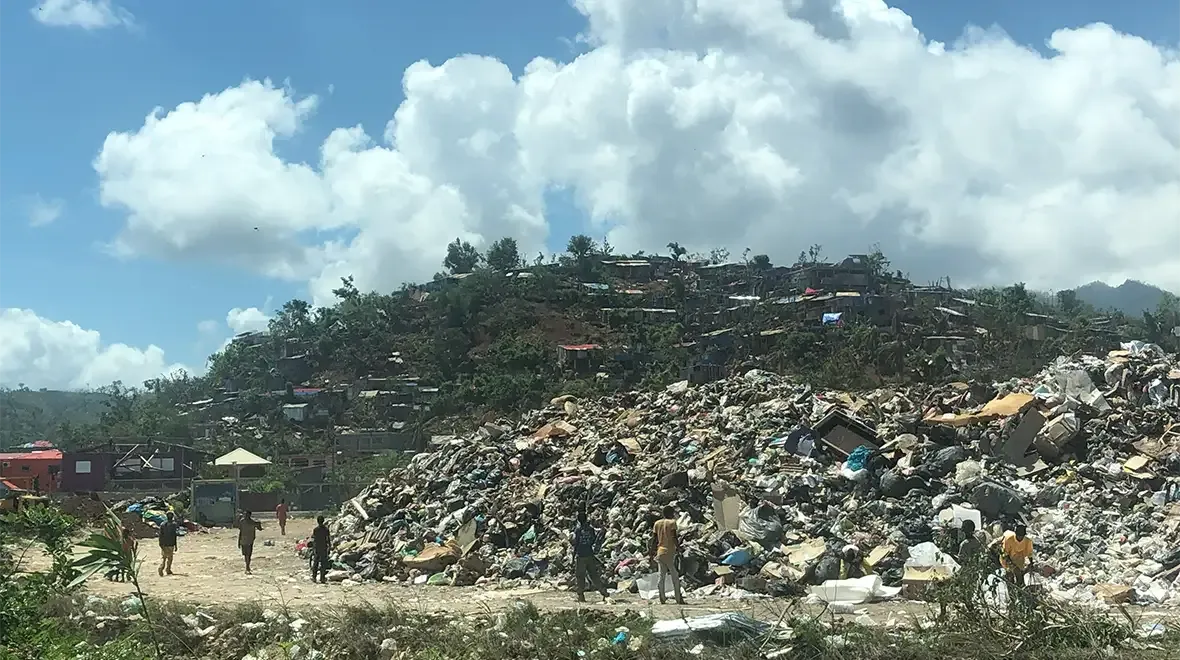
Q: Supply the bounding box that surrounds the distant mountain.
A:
[1074,280,1176,316]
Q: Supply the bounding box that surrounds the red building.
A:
[0,450,63,493]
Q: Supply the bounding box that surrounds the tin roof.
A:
[0,450,63,461]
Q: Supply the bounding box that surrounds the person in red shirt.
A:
[276,499,289,536]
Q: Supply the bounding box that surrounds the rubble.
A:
[327,341,1180,606]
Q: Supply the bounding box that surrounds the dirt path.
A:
[18,518,1177,628]
[23,519,790,617]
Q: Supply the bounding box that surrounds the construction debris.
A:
[327,341,1180,606]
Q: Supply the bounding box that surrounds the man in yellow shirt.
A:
[999,523,1034,586]
[651,506,685,605]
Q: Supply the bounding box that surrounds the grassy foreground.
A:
[4,506,1179,660]
[3,592,1178,660]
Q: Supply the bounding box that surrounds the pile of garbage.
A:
[59,492,197,539]
[113,493,196,539]
[326,341,1180,605]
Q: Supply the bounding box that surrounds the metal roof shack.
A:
[557,344,602,373]
[559,343,601,351]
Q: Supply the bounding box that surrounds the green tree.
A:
[1002,283,1034,317]
[271,299,313,338]
[485,237,522,271]
[667,241,688,261]
[1056,289,1081,316]
[444,238,483,274]
[751,254,771,270]
[332,275,361,302]
[566,234,597,262]
[865,244,891,278]
[601,235,615,256]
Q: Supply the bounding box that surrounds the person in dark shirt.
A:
[237,510,263,574]
[958,519,985,566]
[158,512,179,577]
[311,516,331,583]
[570,510,608,602]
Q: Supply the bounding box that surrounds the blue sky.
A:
[0,0,1177,385]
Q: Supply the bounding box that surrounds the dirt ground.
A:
[18,517,1178,628]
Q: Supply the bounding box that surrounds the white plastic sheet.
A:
[906,541,961,573]
[809,575,901,605]
[938,505,982,532]
[651,612,771,643]
[636,572,662,600]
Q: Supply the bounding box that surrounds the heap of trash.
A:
[326,341,1180,606]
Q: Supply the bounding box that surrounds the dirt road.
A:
[25,519,801,618]
[20,518,1176,627]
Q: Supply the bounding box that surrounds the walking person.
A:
[650,505,685,605]
[158,511,179,577]
[311,516,331,583]
[236,510,263,574]
[570,510,609,603]
[276,498,289,536]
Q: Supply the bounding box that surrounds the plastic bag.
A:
[737,506,783,547]
[636,572,662,600]
[846,446,872,471]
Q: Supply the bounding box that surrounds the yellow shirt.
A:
[654,519,678,559]
[1000,531,1033,570]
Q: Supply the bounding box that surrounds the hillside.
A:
[8,237,1180,456]
[1075,279,1176,316]
[0,389,109,451]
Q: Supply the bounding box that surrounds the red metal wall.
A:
[0,454,63,493]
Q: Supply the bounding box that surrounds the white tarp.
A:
[809,575,900,605]
[212,448,271,466]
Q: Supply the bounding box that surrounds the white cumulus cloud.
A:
[0,309,192,390]
[31,0,133,30]
[225,307,272,335]
[92,0,1180,303]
